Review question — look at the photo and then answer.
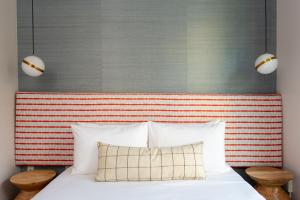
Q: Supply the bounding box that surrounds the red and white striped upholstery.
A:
[15,92,283,167]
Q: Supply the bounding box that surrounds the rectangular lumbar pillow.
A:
[96,142,205,182]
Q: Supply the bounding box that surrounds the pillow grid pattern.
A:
[96,142,205,182]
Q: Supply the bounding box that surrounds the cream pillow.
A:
[96,142,205,182]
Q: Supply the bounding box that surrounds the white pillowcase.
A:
[71,123,148,175]
[149,121,230,174]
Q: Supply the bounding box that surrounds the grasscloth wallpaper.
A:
[17,0,276,93]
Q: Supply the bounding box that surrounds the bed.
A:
[15,92,283,200]
[32,166,264,200]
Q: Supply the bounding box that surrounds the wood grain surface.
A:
[246,167,293,200]
[10,170,56,200]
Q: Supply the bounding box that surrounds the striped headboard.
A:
[15,92,283,167]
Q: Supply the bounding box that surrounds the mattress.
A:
[33,167,264,200]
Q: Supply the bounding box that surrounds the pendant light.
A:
[255,0,278,75]
[21,0,45,77]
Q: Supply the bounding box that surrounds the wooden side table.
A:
[10,170,56,200]
[246,167,293,200]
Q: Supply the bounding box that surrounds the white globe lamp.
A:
[21,0,45,77]
[22,55,45,77]
[255,53,278,75]
[254,0,278,75]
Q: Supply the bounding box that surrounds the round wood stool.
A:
[246,167,293,200]
[10,170,56,200]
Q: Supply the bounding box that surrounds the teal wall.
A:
[17,0,276,93]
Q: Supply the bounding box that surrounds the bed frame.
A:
[15,92,283,167]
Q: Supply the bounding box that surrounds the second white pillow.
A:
[149,121,229,174]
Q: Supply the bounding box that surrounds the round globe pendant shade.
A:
[21,55,45,77]
[255,53,278,75]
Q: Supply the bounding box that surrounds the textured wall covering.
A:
[15,92,282,167]
[17,0,276,93]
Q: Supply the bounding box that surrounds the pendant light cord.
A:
[32,0,35,55]
[265,0,268,53]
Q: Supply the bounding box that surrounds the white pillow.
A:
[77,123,127,127]
[71,122,148,175]
[149,121,230,174]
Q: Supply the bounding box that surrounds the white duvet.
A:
[33,167,264,200]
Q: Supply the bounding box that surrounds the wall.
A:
[18,0,276,93]
[277,0,300,198]
[0,0,18,199]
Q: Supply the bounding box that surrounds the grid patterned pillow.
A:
[96,142,205,182]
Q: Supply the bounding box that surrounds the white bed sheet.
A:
[33,167,264,200]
